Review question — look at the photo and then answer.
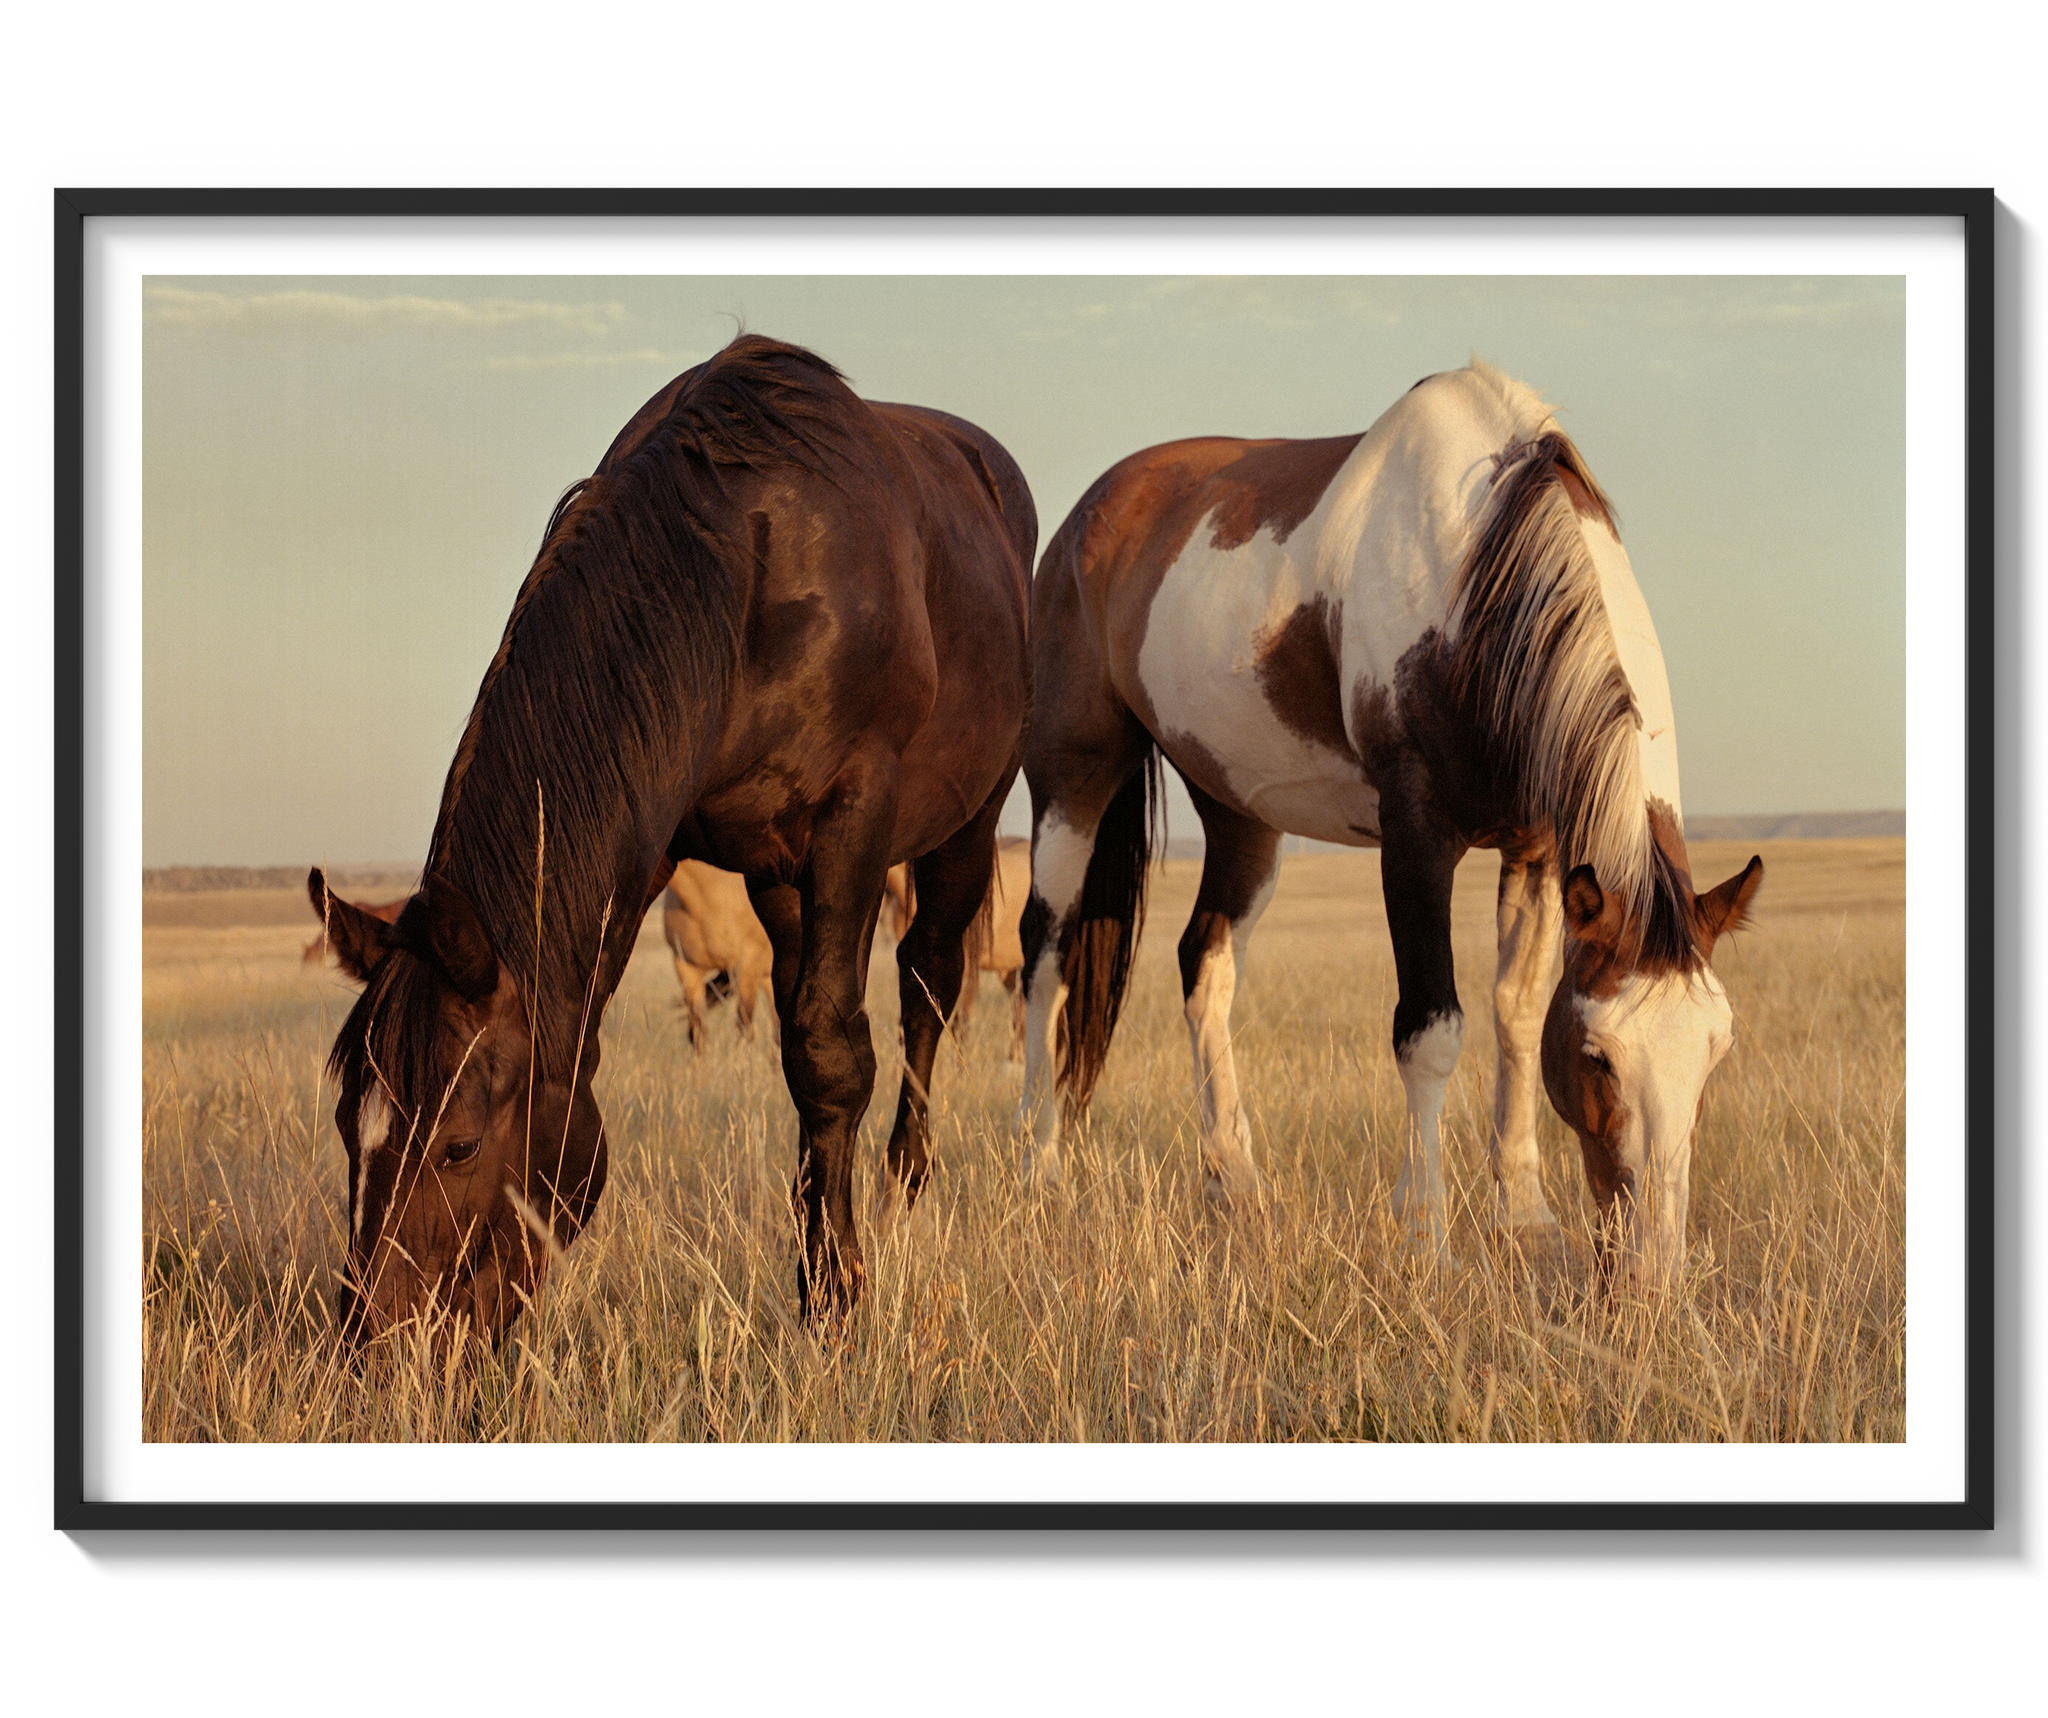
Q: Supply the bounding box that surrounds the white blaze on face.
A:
[1577,970,1733,1280]
[353,1087,391,1243]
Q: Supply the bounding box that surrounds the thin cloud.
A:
[1009,277,1345,344]
[144,283,630,337]
[466,348,709,373]
[1707,291,1900,333]
[1540,277,1903,338]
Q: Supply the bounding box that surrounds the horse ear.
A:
[1560,864,1624,949]
[405,875,501,1003]
[1696,855,1764,950]
[306,867,397,983]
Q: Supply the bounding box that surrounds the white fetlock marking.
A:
[1013,810,1099,1187]
[1015,947,1069,1185]
[1490,860,1561,1232]
[1392,1013,1462,1246]
[1184,868,1275,1203]
[1185,940,1260,1197]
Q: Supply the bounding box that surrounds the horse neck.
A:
[431,449,750,1076]
[435,705,725,1086]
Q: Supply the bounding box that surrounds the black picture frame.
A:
[56,187,1995,1530]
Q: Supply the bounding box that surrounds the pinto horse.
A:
[1017,362,1761,1286]
[311,335,1033,1335]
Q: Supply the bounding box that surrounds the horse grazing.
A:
[661,860,774,1049]
[302,896,404,965]
[1017,362,1761,1287]
[883,837,1031,1060]
[311,334,1034,1337]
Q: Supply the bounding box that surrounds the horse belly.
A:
[1133,544,1382,845]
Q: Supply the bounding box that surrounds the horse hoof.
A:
[872,1175,925,1235]
[1491,1217,1564,1248]
[1019,1150,1064,1192]
[1201,1167,1266,1216]
[1393,1208,1453,1267]
[1491,1179,1560,1229]
[872,1183,903,1233]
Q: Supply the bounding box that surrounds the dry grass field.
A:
[143,837,1903,1445]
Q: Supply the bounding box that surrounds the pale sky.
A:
[143,274,1904,866]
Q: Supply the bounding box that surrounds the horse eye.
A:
[1582,1046,1612,1073]
[442,1138,482,1167]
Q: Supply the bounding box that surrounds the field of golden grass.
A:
[143,837,1903,1444]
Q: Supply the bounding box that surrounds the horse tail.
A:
[1056,745,1164,1117]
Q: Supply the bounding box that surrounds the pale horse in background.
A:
[662,860,777,1050]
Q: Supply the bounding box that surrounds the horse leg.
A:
[1177,784,1281,1208]
[675,957,710,1051]
[745,880,831,1310]
[1490,837,1562,1235]
[1380,795,1468,1254]
[785,776,896,1320]
[747,877,803,1044]
[1014,745,1149,1185]
[881,794,1005,1223]
[954,958,979,1035]
[1004,970,1025,1066]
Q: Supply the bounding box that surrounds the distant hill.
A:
[1683,811,1904,841]
[1161,811,1906,861]
[144,864,420,894]
[146,812,1905,889]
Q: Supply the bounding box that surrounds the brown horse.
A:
[302,896,404,965]
[662,860,774,1048]
[310,335,1034,1336]
[884,837,1030,1060]
[1017,363,1759,1287]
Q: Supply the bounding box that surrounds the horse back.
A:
[862,403,1035,857]
[1033,366,1653,852]
[682,394,1032,876]
[871,402,1038,577]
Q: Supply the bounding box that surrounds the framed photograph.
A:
[58,189,1991,1528]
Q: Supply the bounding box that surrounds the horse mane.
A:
[1444,372,1701,970]
[346,335,869,1089]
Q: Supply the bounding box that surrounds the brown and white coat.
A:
[1017,362,1760,1281]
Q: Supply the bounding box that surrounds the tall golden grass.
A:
[142,838,1903,1443]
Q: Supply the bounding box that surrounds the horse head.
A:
[308,867,608,1346]
[1541,853,1763,1289]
